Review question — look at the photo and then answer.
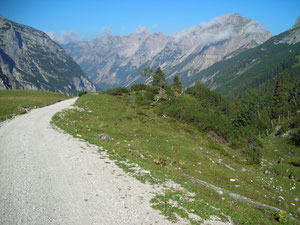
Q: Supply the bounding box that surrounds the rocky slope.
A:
[63,13,272,90]
[0,16,96,95]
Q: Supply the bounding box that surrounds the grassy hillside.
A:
[0,89,71,121]
[52,91,299,224]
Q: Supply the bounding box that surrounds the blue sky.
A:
[1,0,299,42]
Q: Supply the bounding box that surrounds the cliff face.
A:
[63,13,272,90]
[0,16,96,95]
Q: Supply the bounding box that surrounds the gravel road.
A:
[0,98,175,225]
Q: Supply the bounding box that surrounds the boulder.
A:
[207,131,227,144]
[98,133,113,141]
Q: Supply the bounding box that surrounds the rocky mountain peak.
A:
[172,13,271,52]
[134,25,152,35]
[0,16,96,94]
[273,16,300,45]
[289,17,300,30]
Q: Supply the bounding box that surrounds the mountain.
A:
[186,16,300,99]
[0,16,96,95]
[63,13,272,90]
[64,26,171,90]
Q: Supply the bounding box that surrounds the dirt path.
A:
[0,98,175,225]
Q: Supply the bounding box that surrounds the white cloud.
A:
[55,30,79,44]
[245,21,264,34]
[173,13,235,44]
[45,30,80,44]
[173,26,195,42]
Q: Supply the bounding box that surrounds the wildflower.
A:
[277,210,286,222]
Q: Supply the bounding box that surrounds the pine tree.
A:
[172,73,182,92]
[151,67,166,88]
[232,92,240,110]
[271,71,289,118]
[138,66,152,78]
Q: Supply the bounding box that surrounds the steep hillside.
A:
[63,13,271,90]
[0,16,96,95]
[186,17,300,99]
[52,88,300,224]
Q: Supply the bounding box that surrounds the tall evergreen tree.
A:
[138,66,152,78]
[232,92,240,110]
[172,73,182,92]
[271,71,290,118]
[151,67,166,88]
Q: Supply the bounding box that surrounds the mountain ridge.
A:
[63,13,272,90]
[185,17,300,99]
[0,16,96,95]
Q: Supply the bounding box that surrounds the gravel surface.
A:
[0,98,176,225]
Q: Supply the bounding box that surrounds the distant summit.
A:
[289,16,300,30]
[134,25,152,35]
[0,16,96,94]
[184,15,300,99]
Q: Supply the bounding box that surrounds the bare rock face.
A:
[0,16,96,95]
[63,13,272,90]
[278,16,300,45]
[289,17,300,30]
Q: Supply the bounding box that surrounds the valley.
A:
[0,10,299,225]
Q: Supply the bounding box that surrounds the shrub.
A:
[289,157,300,167]
[144,87,159,101]
[290,128,300,146]
[104,87,129,96]
[276,122,289,135]
[78,91,87,97]
[186,83,231,115]
[135,95,152,106]
[158,95,232,139]
[244,147,263,165]
[289,113,300,128]
[164,85,175,99]
[247,136,263,148]
[229,137,247,149]
[130,83,148,92]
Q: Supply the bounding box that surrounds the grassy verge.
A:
[52,93,299,224]
[0,89,71,121]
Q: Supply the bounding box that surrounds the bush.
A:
[104,87,129,96]
[144,87,159,101]
[289,114,300,128]
[158,95,232,139]
[135,95,152,106]
[164,85,175,98]
[289,157,300,167]
[244,147,263,165]
[290,128,300,146]
[277,122,289,135]
[78,91,87,97]
[130,83,148,92]
[229,137,247,149]
[186,83,231,115]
